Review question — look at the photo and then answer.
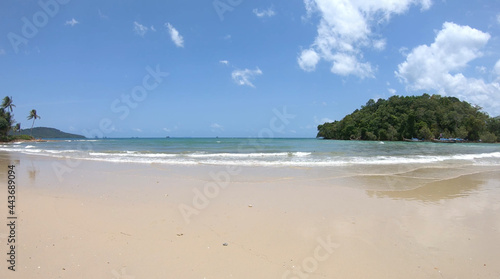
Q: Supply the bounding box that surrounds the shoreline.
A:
[1,151,499,278]
[4,136,500,144]
[319,137,499,144]
[1,138,62,144]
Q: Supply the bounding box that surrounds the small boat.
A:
[404,138,423,142]
[433,138,456,143]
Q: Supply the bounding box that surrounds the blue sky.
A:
[1,0,500,138]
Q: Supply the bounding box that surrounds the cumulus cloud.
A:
[298,0,431,78]
[65,18,79,26]
[133,21,148,36]
[298,49,320,72]
[253,7,276,18]
[166,23,184,48]
[373,39,386,51]
[231,68,263,87]
[330,53,373,77]
[396,22,500,115]
[219,60,229,65]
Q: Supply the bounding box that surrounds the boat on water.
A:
[404,138,423,142]
[432,138,467,143]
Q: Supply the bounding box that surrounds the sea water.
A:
[2,138,500,167]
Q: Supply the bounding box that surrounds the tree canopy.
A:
[13,127,84,139]
[317,94,500,143]
[0,95,41,141]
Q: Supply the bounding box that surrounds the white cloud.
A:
[399,47,409,56]
[133,128,142,133]
[133,21,148,36]
[497,13,500,24]
[396,22,500,115]
[163,128,171,132]
[231,68,263,87]
[303,0,317,18]
[219,60,229,65]
[330,53,374,77]
[373,39,386,51]
[166,23,184,48]
[476,66,487,74]
[314,116,335,124]
[65,18,79,26]
[494,59,500,81]
[150,25,156,32]
[388,88,397,95]
[253,7,276,18]
[298,49,320,72]
[298,0,431,78]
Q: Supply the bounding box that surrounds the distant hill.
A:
[317,94,500,142]
[11,127,85,139]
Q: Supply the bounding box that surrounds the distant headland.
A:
[317,94,499,143]
[11,127,85,139]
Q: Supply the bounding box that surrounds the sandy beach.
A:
[1,151,500,279]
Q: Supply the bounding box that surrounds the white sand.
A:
[1,152,499,278]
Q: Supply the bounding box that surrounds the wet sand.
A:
[1,151,499,278]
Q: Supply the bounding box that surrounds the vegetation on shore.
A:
[27,109,41,137]
[1,95,84,141]
[0,96,41,142]
[317,94,500,143]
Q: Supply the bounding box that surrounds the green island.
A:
[317,94,500,143]
[11,127,85,139]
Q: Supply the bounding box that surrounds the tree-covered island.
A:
[317,94,500,143]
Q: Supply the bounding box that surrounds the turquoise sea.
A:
[2,138,500,167]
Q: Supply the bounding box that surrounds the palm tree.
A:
[1,97,15,135]
[4,112,14,135]
[13,123,21,135]
[27,109,40,137]
[1,96,15,112]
